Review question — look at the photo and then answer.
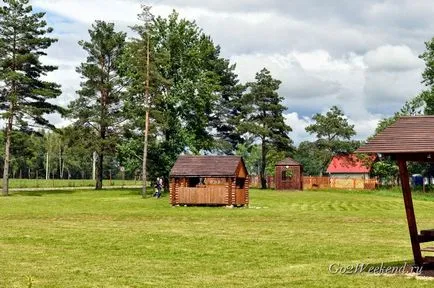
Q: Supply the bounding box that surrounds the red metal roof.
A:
[326,154,372,174]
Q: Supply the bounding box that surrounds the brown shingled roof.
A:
[276,157,301,166]
[170,155,246,177]
[357,116,434,154]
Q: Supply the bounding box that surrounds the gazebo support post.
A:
[397,159,423,266]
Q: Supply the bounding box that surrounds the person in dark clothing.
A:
[153,177,163,198]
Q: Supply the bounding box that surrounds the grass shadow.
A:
[123,188,146,196]
[122,188,169,198]
[10,189,82,197]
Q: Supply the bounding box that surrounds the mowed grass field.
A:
[2,189,434,287]
[3,179,139,189]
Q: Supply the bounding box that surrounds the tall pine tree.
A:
[239,68,292,189]
[210,56,245,153]
[69,21,126,190]
[120,11,234,184]
[0,0,62,195]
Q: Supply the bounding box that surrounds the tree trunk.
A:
[92,151,97,180]
[2,113,13,196]
[95,151,103,190]
[141,31,151,198]
[260,140,267,189]
[142,109,149,197]
[95,125,105,190]
[59,146,63,179]
[3,28,17,196]
[45,152,49,180]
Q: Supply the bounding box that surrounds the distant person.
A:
[157,177,163,197]
[153,177,163,198]
[153,177,161,198]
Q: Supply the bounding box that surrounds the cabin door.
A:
[280,167,300,190]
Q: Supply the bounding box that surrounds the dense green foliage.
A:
[0,178,138,188]
[120,11,220,182]
[306,106,356,142]
[294,141,330,176]
[301,106,358,175]
[236,143,288,176]
[0,0,62,194]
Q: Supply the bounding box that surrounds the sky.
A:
[31,0,433,145]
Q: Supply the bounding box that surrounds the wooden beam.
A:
[397,159,423,266]
[394,153,434,162]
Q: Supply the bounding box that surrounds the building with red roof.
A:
[326,154,374,179]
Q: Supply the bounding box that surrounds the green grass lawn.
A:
[3,179,139,189]
[1,188,434,287]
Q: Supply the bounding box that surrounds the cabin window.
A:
[236,178,245,189]
[207,178,225,185]
[282,170,293,181]
[188,177,200,187]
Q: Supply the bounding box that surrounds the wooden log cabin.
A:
[169,155,249,206]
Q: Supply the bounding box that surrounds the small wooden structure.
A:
[357,116,434,267]
[275,157,303,190]
[169,155,249,206]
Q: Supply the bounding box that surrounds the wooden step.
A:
[421,247,434,252]
[420,229,434,236]
[424,256,434,264]
[418,233,434,243]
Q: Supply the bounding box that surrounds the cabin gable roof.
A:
[276,157,301,166]
[170,155,248,177]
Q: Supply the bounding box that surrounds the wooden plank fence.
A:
[303,176,377,190]
[249,176,275,189]
[249,176,377,190]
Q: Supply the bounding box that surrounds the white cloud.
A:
[349,117,382,141]
[29,0,431,142]
[34,0,140,24]
[364,45,422,72]
[364,70,423,103]
[284,112,314,145]
[285,111,382,145]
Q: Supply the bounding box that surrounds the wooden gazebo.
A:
[357,116,434,267]
[275,157,303,190]
[169,155,249,206]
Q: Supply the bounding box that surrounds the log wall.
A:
[170,177,249,206]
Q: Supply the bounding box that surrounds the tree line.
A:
[2,0,434,196]
[0,1,294,195]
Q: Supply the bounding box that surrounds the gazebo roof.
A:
[170,155,247,177]
[357,116,434,267]
[357,116,434,154]
[275,157,301,166]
